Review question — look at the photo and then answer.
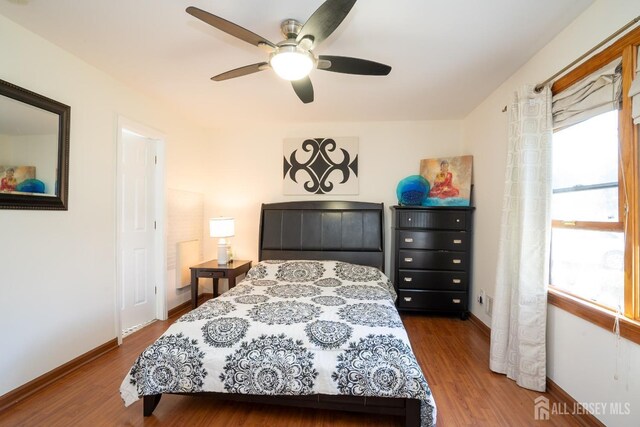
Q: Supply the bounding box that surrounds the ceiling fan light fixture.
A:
[186,1,391,103]
[270,46,314,81]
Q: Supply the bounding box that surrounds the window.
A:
[548,27,640,330]
[550,110,624,309]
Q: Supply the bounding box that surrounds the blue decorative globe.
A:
[396,175,430,206]
[16,178,45,194]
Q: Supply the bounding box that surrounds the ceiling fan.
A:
[186,0,391,104]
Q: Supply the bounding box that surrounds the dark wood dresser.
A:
[390,206,474,319]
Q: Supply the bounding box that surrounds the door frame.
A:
[115,116,167,345]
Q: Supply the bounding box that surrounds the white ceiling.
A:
[0,0,594,128]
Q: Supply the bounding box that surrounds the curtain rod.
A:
[533,15,640,93]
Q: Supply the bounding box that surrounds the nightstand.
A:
[189,259,252,308]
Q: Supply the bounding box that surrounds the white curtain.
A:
[490,85,552,392]
[629,46,640,124]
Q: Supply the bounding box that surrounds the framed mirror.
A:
[0,79,70,210]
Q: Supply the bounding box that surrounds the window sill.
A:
[548,288,640,345]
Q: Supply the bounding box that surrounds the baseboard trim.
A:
[1,293,214,414]
[0,338,118,413]
[469,313,490,340]
[167,299,193,318]
[467,312,606,427]
[546,378,606,427]
[168,293,214,318]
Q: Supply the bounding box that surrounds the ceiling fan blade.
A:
[296,0,357,49]
[211,62,269,81]
[317,55,391,75]
[186,6,276,49]
[291,77,314,103]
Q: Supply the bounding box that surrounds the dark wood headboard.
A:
[259,201,384,271]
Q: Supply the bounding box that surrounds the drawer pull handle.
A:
[404,237,414,243]
[404,297,412,302]
[404,277,413,282]
[452,259,462,264]
[452,279,461,284]
[404,257,413,262]
[452,299,461,304]
[456,219,461,223]
[453,239,462,244]
[408,217,412,222]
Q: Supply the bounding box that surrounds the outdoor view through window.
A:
[550,110,624,310]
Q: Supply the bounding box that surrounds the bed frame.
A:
[143,201,421,426]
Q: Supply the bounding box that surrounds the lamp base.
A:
[217,243,230,265]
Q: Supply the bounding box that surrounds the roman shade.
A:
[629,46,640,124]
[552,58,622,130]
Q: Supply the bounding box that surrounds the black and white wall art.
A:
[283,137,359,195]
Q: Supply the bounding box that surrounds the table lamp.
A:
[209,217,234,264]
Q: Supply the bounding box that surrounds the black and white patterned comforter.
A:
[120,260,436,426]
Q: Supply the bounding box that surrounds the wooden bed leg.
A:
[143,394,162,416]
[405,398,421,427]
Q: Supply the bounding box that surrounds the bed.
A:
[120,201,437,426]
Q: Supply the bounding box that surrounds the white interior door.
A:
[120,131,157,331]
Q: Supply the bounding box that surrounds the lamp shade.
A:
[209,217,235,238]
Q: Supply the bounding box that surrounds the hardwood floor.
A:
[0,307,582,426]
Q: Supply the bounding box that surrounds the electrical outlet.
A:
[486,295,493,317]
[477,289,484,304]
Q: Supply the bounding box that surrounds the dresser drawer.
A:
[397,210,466,230]
[398,230,468,251]
[398,250,468,271]
[397,270,467,290]
[398,290,468,311]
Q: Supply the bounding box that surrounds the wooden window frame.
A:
[549,26,640,343]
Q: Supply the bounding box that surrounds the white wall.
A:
[166,189,205,310]
[462,0,640,425]
[202,120,463,280]
[0,14,209,396]
[3,0,638,422]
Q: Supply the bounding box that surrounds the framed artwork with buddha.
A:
[420,155,473,206]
